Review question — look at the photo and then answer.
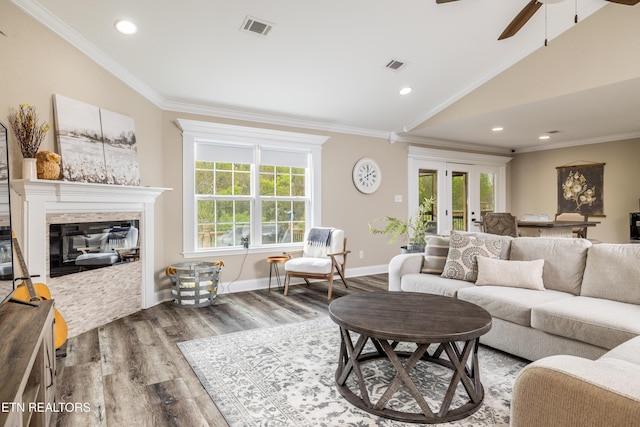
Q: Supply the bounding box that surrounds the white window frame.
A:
[407,146,512,235]
[178,119,329,258]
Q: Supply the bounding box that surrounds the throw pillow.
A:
[421,236,450,274]
[475,257,545,290]
[441,231,503,282]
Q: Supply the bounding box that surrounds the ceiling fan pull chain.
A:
[544,4,548,46]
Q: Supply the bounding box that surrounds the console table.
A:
[0,300,56,427]
[517,220,600,237]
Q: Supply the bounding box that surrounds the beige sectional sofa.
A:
[389,231,640,425]
[388,232,640,361]
[511,336,640,426]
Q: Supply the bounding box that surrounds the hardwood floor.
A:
[55,274,389,427]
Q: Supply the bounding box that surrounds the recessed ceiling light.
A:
[491,127,504,132]
[539,135,551,140]
[114,20,137,35]
[399,87,412,95]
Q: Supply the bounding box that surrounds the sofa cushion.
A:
[421,236,449,274]
[401,273,473,297]
[509,237,591,295]
[531,296,640,350]
[580,244,640,305]
[284,257,331,274]
[476,257,545,290]
[441,232,503,282]
[601,336,640,367]
[457,286,574,327]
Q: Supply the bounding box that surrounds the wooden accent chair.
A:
[283,228,350,300]
[482,212,519,237]
[555,212,588,238]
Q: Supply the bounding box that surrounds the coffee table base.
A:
[335,327,484,424]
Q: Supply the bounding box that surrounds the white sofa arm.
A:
[388,253,424,292]
[511,354,640,427]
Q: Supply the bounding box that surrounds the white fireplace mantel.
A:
[11,179,170,309]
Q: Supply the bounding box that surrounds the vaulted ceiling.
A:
[10,0,640,153]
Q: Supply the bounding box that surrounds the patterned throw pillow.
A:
[421,236,450,274]
[441,231,503,282]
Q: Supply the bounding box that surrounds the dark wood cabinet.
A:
[0,300,56,427]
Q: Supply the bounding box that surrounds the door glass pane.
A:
[480,172,496,217]
[418,169,437,234]
[452,171,468,231]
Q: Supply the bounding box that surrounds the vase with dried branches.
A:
[7,103,50,179]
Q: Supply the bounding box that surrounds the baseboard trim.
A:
[150,264,388,307]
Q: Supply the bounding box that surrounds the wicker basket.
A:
[167,262,221,308]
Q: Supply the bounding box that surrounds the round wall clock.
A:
[352,157,382,194]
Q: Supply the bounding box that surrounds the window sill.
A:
[182,244,302,259]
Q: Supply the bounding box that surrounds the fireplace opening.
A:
[49,220,140,278]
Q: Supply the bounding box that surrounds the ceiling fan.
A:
[436,0,640,40]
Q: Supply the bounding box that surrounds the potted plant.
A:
[369,197,434,252]
[7,103,50,179]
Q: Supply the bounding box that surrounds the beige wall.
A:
[510,138,640,243]
[1,2,167,289]
[161,110,410,286]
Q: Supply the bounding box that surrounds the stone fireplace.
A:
[11,179,168,337]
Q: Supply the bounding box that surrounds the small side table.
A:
[266,256,289,293]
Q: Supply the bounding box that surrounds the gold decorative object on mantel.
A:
[36,150,61,180]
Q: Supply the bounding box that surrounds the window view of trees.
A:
[195,161,307,248]
[480,172,496,213]
[260,165,306,244]
[419,169,495,232]
[419,170,437,231]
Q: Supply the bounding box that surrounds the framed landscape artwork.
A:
[53,94,141,186]
[557,163,605,216]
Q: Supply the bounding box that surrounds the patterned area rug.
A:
[178,317,527,426]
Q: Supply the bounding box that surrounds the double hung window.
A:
[179,119,327,257]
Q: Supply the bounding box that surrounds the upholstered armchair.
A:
[283,228,350,300]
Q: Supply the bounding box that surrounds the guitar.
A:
[11,231,68,349]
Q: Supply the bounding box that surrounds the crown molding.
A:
[162,99,389,139]
[514,131,640,154]
[11,0,165,107]
[12,0,622,155]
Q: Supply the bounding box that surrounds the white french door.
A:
[408,147,510,236]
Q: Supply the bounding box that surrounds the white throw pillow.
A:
[475,257,545,290]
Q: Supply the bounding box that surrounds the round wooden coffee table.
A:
[328,292,492,424]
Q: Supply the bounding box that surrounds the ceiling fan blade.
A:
[498,0,543,40]
[605,0,639,4]
[435,0,461,3]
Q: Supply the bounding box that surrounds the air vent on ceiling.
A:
[385,59,406,72]
[241,16,273,37]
